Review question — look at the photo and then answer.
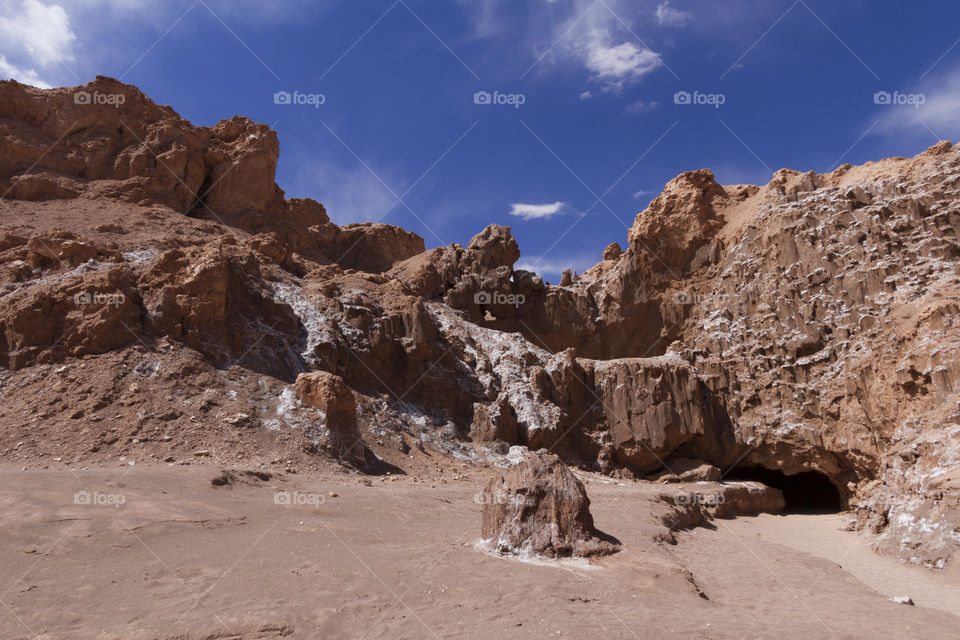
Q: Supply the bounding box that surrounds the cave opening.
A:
[724,466,844,514]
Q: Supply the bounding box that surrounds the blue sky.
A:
[2,0,960,279]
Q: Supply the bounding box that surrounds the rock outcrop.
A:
[294,371,366,466]
[0,77,422,274]
[480,449,620,557]
[1,79,958,569]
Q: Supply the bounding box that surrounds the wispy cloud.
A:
[632,189,653,198]
[875,66,960,138]
[293,160,399,226]
[655,1,691,27]
[462,0,666,93]
[0,54,52,88]
[509,201,566,220]
[0,0,336,88]
[625,99,658,114]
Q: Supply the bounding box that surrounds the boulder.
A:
[712,482,786,518]
[665,481,785,518]
[602,242,622,261]
[480,448,619,558]
[662,457,723,482]
[464,224,520,271]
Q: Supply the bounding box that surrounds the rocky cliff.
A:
[1,76,957,569]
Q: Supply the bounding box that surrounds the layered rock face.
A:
[1,78,958,569]
[480,449,619,557]
[667,152,960,567]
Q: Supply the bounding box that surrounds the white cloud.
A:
[876,69,960,137]
[632,189,653,198]
[655,1,691,27]
[579,90,592,100]
[625,99,658,114]
[0,0,77,67]
[0,0,332,89]
[0,54,53,88]
[509,201,566,220]
[459,0,665,93]
[583,32,662,92]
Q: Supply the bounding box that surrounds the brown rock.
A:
[663,457,723,482]
[464,224,520,271]
[0,77,282,218]
[0,256,139,369]
[480,449,619,558]
[588,356,732,471]
[627,168,726,273]
[202,116,284,220]
[665,481,785,518]
[328,223,425,273]
[294,371,366,466]
[602,242,622,261]
[3,79,960,570]
[248,232,290,265]
[712,482,786,518]
[470,395,518,444]
[137,241,300,377]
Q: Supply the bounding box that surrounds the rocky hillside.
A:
[1,76,958,569]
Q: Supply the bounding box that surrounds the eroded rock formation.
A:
[480,448,620,557]
[294,371,367,466]
[1,77,958,569]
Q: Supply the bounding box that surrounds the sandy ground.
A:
[1,464,958,640]
[699,513,960,616]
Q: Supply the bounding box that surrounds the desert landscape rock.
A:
[480,448,620,557]
[1,76,959,577]
[294,370,367,466]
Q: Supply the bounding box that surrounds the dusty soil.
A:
[689,513,960,616]
[1,463,957,640]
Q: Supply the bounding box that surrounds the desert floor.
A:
[1,462,958,640]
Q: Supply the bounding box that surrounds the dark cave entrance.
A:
[724,466,844,514]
